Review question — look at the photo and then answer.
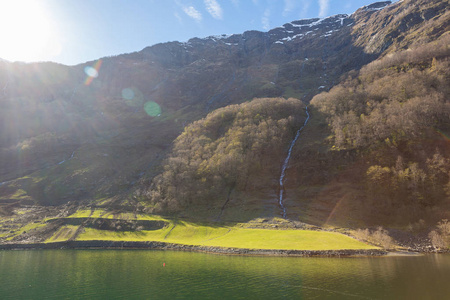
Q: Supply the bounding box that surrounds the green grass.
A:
[67,209,107,218]
[5,222,48,241]
[134,214,169,221]
[49,225,80,242]
[67,209,94,218]
[102,212,136,220]
[67,209,170,221]
[7,188,30,200]
[48,209,377,250]
[72,218,376,251]
[201,228,375,250]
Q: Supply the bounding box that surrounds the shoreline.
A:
[0,240,390,256]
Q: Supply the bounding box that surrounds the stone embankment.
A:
[0,240,388,256]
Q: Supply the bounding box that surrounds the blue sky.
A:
[0,0,394,65]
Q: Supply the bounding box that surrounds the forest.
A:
[141,98,307,212]
[311,35,450,216]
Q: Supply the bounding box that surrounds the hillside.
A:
[139,97,307,220]
[0,0,449,249]
[308,35,450,226]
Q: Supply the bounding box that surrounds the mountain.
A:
[0,0,448,234]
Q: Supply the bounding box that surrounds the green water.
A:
[0,250,449,299]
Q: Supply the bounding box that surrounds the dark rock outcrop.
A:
[47,217,167,231]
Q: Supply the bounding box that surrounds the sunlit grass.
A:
[134,214,168,221]
[67,209,93,218]
[8,189,29,200]
[67,209,106,218]
[201,228,376,250]
[67,209,169,221]
[101,212,136,220]
[48,225,80,242]
[73,218,377,251]
[45,210,378,250]
[5,222,47,241]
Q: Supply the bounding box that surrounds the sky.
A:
[0,0,396,66]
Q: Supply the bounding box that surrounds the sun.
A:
[0,0,61,63]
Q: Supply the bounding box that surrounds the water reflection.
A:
[1,251,449,299]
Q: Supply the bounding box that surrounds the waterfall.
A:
[279,106,310,218]
[58,150,76,165]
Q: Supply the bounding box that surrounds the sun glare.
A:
[0,0,61,63]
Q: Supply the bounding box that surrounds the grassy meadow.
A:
[45,210,377,251]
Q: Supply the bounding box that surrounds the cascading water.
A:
[279,106,310,218]
[58,151,76,165]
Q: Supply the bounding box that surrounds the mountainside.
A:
[143,98,308,220]
[0,0,449,238]
[307,35,450,225]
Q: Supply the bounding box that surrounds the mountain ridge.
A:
[0,0,448,239]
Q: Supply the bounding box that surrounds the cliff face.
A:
[0,0,448,213]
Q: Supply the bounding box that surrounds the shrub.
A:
[371,226,395,249]
[353,226,395,249]
[429,219,450,249]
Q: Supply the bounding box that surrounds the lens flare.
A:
[84,59,103,85]
[435,128,450,141]
[122,87,144,108]
[144,101,161,117]
[121,88,134,100]
[84,67,98,78]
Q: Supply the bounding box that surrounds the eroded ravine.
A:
[279,107,310,218]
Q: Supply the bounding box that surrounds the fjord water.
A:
[1,250,449,299]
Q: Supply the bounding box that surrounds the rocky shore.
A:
[0,240,388,256]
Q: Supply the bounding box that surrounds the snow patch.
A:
[208,34,232,40]
[289,22,311,28]
[279,33,306,43]
[367,6,386,11]
[321,29,339,37]
[361,1,391,12]
[309,18,324,27]
[286,18,323,28]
